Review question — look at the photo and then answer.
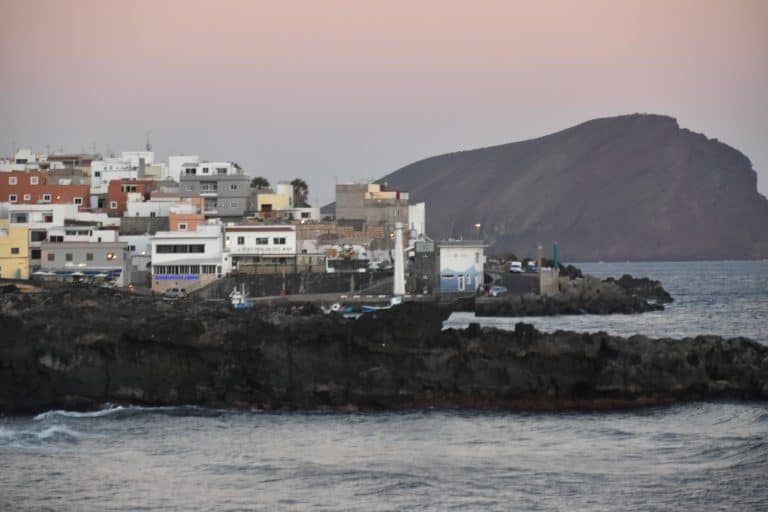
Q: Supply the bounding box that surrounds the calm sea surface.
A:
[447,260,768,345]
[1,261,767,511]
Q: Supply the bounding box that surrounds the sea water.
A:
[1,261,767,511]
[446,260,768,345]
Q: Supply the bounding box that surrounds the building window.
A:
[179,223,188,231]
[42,194,51,202]
[230,184,237,191]
[256,237,268,245]
[8,194,17,203]
[74,197,83,205]
[202,167,209,174]
[11,247,20,255]
[65,253,73,262]
[47,253,55,261]
[186,185,193,191]
[23,194,31,201]
[301,212,311,218]
[94,171,101,178]
[8,176,17,185]
[86,253,94,261]
[10,213,27,223]
[110,201,118,209]
[273,237,286,245]
[31,249,41,259]
[237,236,245,245]
[30,176,39,185]
[50,235,64,243]
[150,211,156,217]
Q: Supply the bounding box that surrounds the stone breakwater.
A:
[1,285,766,414]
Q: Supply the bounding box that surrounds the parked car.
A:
[508,261,523,273]
[489,285,508,297]
[164,287,187,299]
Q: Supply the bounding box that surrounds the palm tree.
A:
[250,176,270,189]
[290,178,310,206]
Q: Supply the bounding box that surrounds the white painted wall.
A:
[168,155,200,183]
[125,200,174,218]
[408,202,426,240]
[225,226,297,256]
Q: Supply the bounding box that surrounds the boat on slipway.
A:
[229,285,253,309]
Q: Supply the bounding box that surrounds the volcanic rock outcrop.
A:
[1,285,766,414]
[476,273,672,316]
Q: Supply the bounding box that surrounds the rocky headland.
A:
[476,273,673,316]
[1,284,766,414]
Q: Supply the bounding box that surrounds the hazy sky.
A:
[1,0,766,204]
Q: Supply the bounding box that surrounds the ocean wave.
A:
[33,404,223,422]
[34,404,126,421]
[34,425,83,441]
[0,424,84,446]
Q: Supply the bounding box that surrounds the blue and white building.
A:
[437,240,486,293]
[150,221,231,293]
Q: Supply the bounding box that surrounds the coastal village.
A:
[0,147,534,302]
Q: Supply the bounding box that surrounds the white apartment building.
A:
[225,225,297,271]
[168,155,200,183]
[4,203,116,270]
[150,221,231,293]
[125,195,179,218]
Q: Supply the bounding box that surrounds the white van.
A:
[508,261,523,273]
[164,287,187,299]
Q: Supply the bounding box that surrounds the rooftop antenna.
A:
[145,130,152,152]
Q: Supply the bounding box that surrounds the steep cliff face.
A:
[1,287,766,414]
[379,114,768,260]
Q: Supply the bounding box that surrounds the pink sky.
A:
[1,0,767,203]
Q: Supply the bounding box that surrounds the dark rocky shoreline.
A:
[476,273,673,316]
[1,284,766,414]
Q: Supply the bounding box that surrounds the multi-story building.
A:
[168,198,204,232]
[1,171,90,207]
[255,183,293,218]
[150,222,230,293]
[335,183,409,229]
[334,183,410,251]
[39,241,131,286]
[106,179,158,216]
[4,203,117,272]
[225,225,297,273]
[0,220,29,279]
[167,155,199,183]
[179,161,251,218]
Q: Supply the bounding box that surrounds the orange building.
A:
[169,198,205,231]
[1,170,90,207]
[106,179,158,216]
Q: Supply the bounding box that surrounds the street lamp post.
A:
[474,223,481,240]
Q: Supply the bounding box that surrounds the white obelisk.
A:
[393,222,405,296]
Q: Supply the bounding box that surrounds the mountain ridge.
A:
[373,113,768,260]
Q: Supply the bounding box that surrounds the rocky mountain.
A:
[379,114,768,260]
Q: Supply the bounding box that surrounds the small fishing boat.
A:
[229,284,253,309]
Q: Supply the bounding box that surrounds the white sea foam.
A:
[34,404,125,421]
[34,425,82,441]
